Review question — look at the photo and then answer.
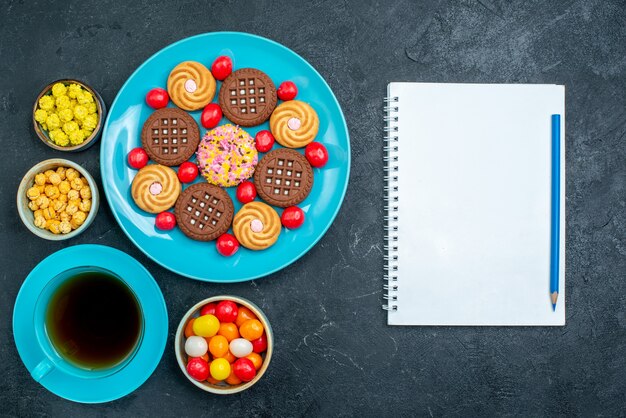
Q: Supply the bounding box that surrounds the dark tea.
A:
[45,270,142,370]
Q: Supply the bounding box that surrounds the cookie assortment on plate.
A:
[126,54,330,255]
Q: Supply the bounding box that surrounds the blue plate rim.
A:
[12,244,168,403]
[100,31,351,282]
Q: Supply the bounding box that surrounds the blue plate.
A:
[13,245,168,403]
[100,32,350,282]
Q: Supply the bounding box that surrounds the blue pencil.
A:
[550,114,561,311]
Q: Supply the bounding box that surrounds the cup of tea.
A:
[31,266,144,381]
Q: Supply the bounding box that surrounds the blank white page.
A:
[386,83,565,326]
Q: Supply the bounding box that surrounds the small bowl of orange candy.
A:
[175,296,273,394]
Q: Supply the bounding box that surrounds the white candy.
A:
[185,336,208,357]
[229,338,253,358]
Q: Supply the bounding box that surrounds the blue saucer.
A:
[100,32,351,282]
[13,245,168,403]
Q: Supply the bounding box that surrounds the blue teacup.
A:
[31,266,145,382]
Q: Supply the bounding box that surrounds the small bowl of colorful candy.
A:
[33,79,106,152]
[175,296,273,394]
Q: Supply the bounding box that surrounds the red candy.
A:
[216,233,239,257]
[127,147,149,169]
[186,357,210,381]
[155,212,176,230]
[215,300,238,323]
[232,358,256,382]
[254,130,275,153]
[146,88,169,109]
[211,56,233,81]
[236,181,257,204]
[177,161,199,183]
[277,81,298,101]
[200,303,216,316]
[201,103,222,129]
[304,142,328,168]
[281,206,305,229]
[251,333,268,353]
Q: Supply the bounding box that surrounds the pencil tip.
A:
[552,303,556,312]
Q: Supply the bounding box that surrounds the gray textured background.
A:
[1,0,625,416]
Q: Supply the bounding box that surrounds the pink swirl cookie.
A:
[196,124,258,187]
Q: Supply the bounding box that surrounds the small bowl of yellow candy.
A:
[17,159,99,240]
[33,80,106,152]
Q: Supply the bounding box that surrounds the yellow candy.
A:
[59,221,72,234]
[67,189,79,200]
[34,173,47,186]
[60,212,71,222]
[69,130,85,145]
[62,121,79,135]
[56,95,71,109]
[210,358,231,381]
[79,199,91,212]
[56,167,66,180]
[58,194,68,203]
[46,114,61,130]
[79,186,91,199]
[73,105,88,121]
[44,170,55,178]
[44,185,60,199]
[48,173,62,185]
[66,168,78,181]
[38,95,55,110]
[68,84,82,98]
[65,203,78,215]
[52,200,66,212]
[51,83,67,97]
[34,109,48,123]
[34,209,43,219]
[58,108,74,122]
[34,215,47,229]
[50,129,69,146]
[59,180,71,194]
[42,207,56,220]
[26,187,40,200]
[86,102,97,114]
[72,210,87,225]
[82,114,98,131]
[34,195,49,209]
[28,200,39,211]
[48,220,61,234]
[77,91,94,104]
[193,315,220,337]
[71,178,83,190]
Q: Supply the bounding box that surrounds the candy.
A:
[192,314,220,337]
[200,103,222,129]
[240,319,264,341]
[218,322,240,342]
[232,358,256,382]
[254,130,275,153]
[184,317,196,338]
[305,142,329,168]
[229,338,253,358]
[236,181,257,204]
[216,233,239,257]
[277,81,298,101]
[210,358,231,381]
[211,56,233,81]
[200,303,216,316]
[281,206,305,229]
[245,352,263,370]
[215,300,238,323]
[146,88,169,109]
[208,335,229,358]
[235,306,257,327]
[177,162,199,183]
[187,358,210,381]
[251,333,268,353]
[127,148,149,169]
[185,335,208,357]
[155,212,177,231]
[225,370,242,385]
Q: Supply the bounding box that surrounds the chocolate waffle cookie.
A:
[218,68,277,127]
[141,108,200,166]
[254,148,313,207]
[174,183,234,241]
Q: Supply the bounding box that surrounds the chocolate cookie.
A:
[218,68,277,127]
[175,183,234,241]
[141,108,200,166]
[254,148,313,207]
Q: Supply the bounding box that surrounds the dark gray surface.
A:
[1,0,625,416]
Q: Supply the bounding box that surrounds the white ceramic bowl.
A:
[17,158,99,240]
[175,296,273,394]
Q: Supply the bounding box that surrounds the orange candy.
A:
[235,306,257,327]
[223,350,236,363]
[206,373,220,385]
[209,335,229,358]
[245,352,263,370]
[225,369,242,385]
[218,322,240,342]
[184,318,196,338]
[240,319,264,341]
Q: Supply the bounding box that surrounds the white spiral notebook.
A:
[383,82,565,326]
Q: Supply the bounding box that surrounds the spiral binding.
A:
[383,95,399,311]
